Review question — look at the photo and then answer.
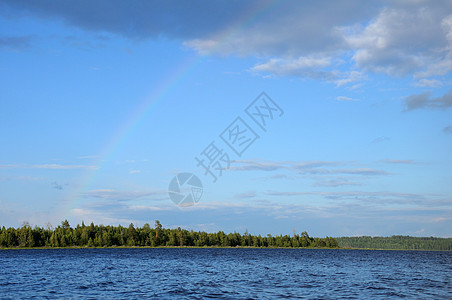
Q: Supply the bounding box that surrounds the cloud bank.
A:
[2,0,452,88]
[404,90,452,111]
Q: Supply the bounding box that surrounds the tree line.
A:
[0,220,338,248]
[336,236,452,251]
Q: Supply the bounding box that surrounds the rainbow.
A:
[62,0,283,218]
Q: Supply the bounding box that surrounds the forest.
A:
[2,221,450,250]
[336,236,452,251]
[0,220,338,248]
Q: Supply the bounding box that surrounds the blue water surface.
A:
[0,248,450,299]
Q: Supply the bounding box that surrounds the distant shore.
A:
[1,245,450,251]
[2,221,450,250]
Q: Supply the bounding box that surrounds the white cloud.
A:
[336,96,359,101]
[229,160,288,171]
[235,191,257,199]
[33,164,98,170]
[193,2,452,86]
[185,2,452,86]
[380,159,418,165]
[265,190,451,206]
[5,1,452,86]
[0,175,44,181]
[0,163,98,170]
[71,207,137,226]
[253,56,332,73]
[183,39,218,55]
[251,58,366,87]
[414,58,452,79]
[341,6,452,80]
[415,78,443,87]
[404,90,452,111]
[230,159,389,176]
[250,56,336,81]
[82,189,166,201]
[313,179,361,187]
[293,161,343,169]
[415,228,425,235]
[343,8,424,76]
[335,71,367,87]
[305,168,390,176]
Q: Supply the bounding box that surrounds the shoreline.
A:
[1,246,450,251]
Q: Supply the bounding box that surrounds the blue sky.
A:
[1,0,451,237]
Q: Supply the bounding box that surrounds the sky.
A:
[1,0,451,237]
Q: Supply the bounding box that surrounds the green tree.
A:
[155,220,162,246]
[127,223,137,246]
[61,219,71,230]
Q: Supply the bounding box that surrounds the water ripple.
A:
[0,248,450,299]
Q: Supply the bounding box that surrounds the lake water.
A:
[0,248,450,299]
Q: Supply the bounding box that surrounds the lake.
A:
[0,248,450,299]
